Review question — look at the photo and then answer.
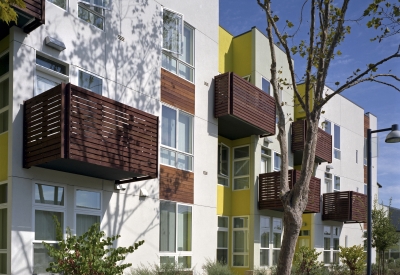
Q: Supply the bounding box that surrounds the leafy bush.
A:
[202,259,234,275]
[44,223,144,275]
[338,245,366,275]
[130,261,190,275]
[292,246,325,275]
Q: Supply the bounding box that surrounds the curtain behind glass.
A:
[35,211,63,241]
[160,201,176,252]
[177,205,192,251]
[163,10,183,54]
[178,112,192,154]
[76,214,100,236]
[162,106,176,148]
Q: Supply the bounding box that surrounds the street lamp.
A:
[367,124,400,275]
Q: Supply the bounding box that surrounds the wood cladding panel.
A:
[214,72,276,136]
[291,119,332,163]
[322,191,367,223]
[161,69,195,115]
[24,83,158,181]
[159,165,194,204]
[258,170,320,213]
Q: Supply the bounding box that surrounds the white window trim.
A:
[0,181,8,275]
[271,217,283,266]
[35,54,69,96]
[218,143,230,187]
[47,0,68,10]
[217,215,229,265]
[260,216,270,267]
[232,216,249,267]
[160,104,194,172]
[77,68,103,95]
[73,187,102,236]
[333,175,340,192]
[323,226,340,264]
[232,145,250,191]
[333,124,341,160]
[261,147,271,174]
[324,172,332,193]
[162,8,184,55]
[77,2,105,30]
[159,201,193,268]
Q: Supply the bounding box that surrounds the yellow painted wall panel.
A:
[231,190,250,215]
[0,36,9,53]
[295,83,314,120]
[0,133,8,181]
[217,185,231,216]
[219,27,233,73]
[232,32,252,77]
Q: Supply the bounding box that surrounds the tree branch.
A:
[304,0,316,119]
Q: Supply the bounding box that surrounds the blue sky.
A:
[219,0,400,208]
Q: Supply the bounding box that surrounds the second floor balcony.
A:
[214,72,276,139]
[291,119,332,164]
[322,191,367,223]
[0,0,45,40]
[23,83,158,182]
[258,169,321,213]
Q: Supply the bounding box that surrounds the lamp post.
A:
[367,124,400,275]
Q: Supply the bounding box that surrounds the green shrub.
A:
[202,259,234,275]
[130,261,190,275]
[338,245,366,275]
[292,246,325,275]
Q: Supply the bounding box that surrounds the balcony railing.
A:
[291,119,332,164]
[23,83,158,182]
[322,191,367,223]
[214,72,276,139]
[258,170,320,213]
[0,0,45,40]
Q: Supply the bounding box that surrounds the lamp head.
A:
[385,124,400,143]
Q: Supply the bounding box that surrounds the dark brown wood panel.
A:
[214,72,276,138]
[24,83,158,181]
[159,165,194,204]
[161,69,195,115]
[258,170,320,213]
[322,191,367,223]
[291,119,332,163]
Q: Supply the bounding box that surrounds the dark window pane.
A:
[234,146,249,159]
[0,79,8,109]
[78,70,102,95]
[0,111,8,134]
[262,78,270,94]
[0,253,6,274]
[217,249,228,264]
[0,53,9,77]
[36,55,66,74]
[334,124,340,149]
[0,184,6,204]
[0,209,7,249]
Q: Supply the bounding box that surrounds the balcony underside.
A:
[218,115,270,140]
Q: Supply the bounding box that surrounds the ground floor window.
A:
[217,216,228,264]
[233,216,249,267]
[159,201,192,268]
[260,216,282,267]
[323,226,340,264]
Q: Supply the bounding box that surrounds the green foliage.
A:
[338,245,366,275]
[292,246,325,275]
[44,223,144,275]
[0,0,26,25]
[202,259,234,275]
[130,261,191,275]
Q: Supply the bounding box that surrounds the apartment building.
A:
[0,0,218,274]
[216,26,377,272]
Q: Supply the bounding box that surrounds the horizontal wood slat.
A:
[159,165,194,204]
[161,69,195,115]
[12,0,45,34]
[24,83,158,181]
[291,119,332,163]
[322,191,367,223]
[258,170,320,213]
[214,72,276,137]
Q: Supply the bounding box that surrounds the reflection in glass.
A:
[160,148,176,167]
[35,184,64,205]
[161,105,176,148]
[78,70,103,94]
[218,216,228,228]
[76,190,101,210]
[76,214,100,236]
[234,146,249,159]
[177,205,192,251]
[35,210,63,241]
[178,256,191,268]
[160,201,176,252]
[36,55,66,74]
[178,112,193,154]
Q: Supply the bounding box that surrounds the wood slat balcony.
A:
[23,83,158,182]
[291,119,332,165]
[0,0,45,40]
[322,191,367,223]
[214,72,276,139]
[258,170,320,213]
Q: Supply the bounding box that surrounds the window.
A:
[233,146,250,190]
[159,201,192,268]
[323,226,340,264]
[47,0,66,9]
[262,78,270,94]
[260,216,270,266]
[324,120,331,135]
[324,173,332,193]
[233,217,248,267]
[35,54,68,96]
[217,216,228,264]
[218,144,229,186]
[78,0,107,30]
[0,79,8,135]
[0,183,7,275]
[0,53,9,77]
[272,218,282,265]
[364,184,367,195]
[78,70,103,95]
[33,183,65,275]
[273,152,281,172]
[160,105,193,171]
[333,176,340,192]
[162,9,194,82]
[75,189,101,236]
[364,138,367,165]
[261,147,271,174]
[334,124,341,159]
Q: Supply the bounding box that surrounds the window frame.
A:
[271,217,283,266]
[232,216,249,267]
[74,187,102,236]
[261,147,271,174]
[218,143,230,187]
[261,77,270,95]
[77,1,105,30]
[159,200,193,268]
[273,152,281,172]
[232,145,250,191]
[260,216,270,267]
[0,181,8,275]
[323,226,340,264]
[324,172,332,193]
[0,75,9,135]
[333,176,340,192]
[160,104,194,172]
[333,124,341,160]
[77,69,103,95]
[47,0,67,10]
[35,53,69,96]
[217,216,229,264]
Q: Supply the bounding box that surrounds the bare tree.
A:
[256,1,400,274]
